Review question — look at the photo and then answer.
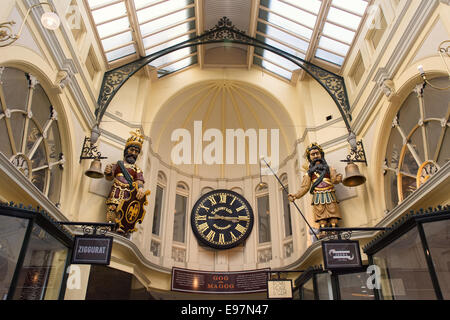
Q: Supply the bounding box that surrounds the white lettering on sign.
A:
[77,245,106,254]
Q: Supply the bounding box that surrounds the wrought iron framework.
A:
[96,17,352,131]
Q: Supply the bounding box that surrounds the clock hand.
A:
[209,215,249,222]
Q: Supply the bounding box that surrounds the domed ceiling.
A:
[150,80,297,180]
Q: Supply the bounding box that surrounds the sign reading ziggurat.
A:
[171,267,269,294]
[71,235,113,265]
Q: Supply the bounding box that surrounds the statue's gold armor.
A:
[296,169,342,224]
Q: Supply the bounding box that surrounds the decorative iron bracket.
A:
[319,227,389,240]
[96,17,352,131]
[57,221,116,235]
[79,136,107,163]
[340,139,367,165]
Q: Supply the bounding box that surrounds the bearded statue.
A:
[288,143,343,237]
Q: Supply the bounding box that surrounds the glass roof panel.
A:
[260,0,317,29]
[88,0,115,8]
[322,22,355,45]
[326,7,362,31]
[96,17,131,39]
[256,0,317,80]
[318,36,349,57]
[257,23,309,53]
[91,2,127,25]
[101,31,133,52]
[332,0,369,16]
[254,56,292,80]
[136,0,193,22]
[105,44,136,62]
[142,21,195,49]
[312,0,368,66]
[150,47,196,68]
[139,8,195,37]
[145,33,195,56]
[86,0,197,72]
[256,35,306,60]
[282,0,322,14]
[254,48,299,71]
[315,48,345,65]
[259,9,313,41]
[157,55,198,78]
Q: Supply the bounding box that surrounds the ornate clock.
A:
[191,189,254,250]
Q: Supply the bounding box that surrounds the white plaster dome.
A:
[149,79,297,180]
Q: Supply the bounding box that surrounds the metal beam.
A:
[96,17,352,131]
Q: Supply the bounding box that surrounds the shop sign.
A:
[171,267,269,294]
[71,235,113,265]
[322,240,362,271]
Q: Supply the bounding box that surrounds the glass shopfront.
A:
[294,265,375,300]
[364,206,450,300]
[0,203,73,300]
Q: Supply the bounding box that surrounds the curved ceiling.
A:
[150,80,297,180]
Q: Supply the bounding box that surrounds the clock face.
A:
[191,189,254,250]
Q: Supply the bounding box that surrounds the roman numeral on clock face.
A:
[234,224,247,234]
[197,222,208,233]
[205,230,216,242]
[207,196,217,205]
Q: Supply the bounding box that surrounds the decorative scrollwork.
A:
[324,230,353,240]
[82,225,94,235]
[343,140,367,165]
[0,22,17,47]
[201,16,249,42]
[79,137,107,162]
[81,225,114,235]
[302,63,352,128]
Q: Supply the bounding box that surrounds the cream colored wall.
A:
[1,0,449,298]
[346,0,450,222]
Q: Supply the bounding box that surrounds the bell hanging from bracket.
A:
[342,161,366,187]
[85,158,105,179]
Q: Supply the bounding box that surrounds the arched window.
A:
[256,183,271,244]
[173,182,189,243]
[280,173,292,237]
[152,171,167,236]
[0,67,64,205]
[383,78,449,210]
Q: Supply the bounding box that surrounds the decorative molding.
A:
[24,0,96,128]
[0,151,68,223]
[351,0,440,133]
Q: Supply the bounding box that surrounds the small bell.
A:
[85,158,104,179]
[343,162,366,187]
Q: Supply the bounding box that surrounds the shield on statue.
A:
[116,182,151,233]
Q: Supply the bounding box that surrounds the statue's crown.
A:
[125,129,144,149]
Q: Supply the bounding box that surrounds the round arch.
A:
[0,47,75,213]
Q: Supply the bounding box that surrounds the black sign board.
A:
[322,240,362,271]
[171,267,269,294]
[71,235,113,265]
